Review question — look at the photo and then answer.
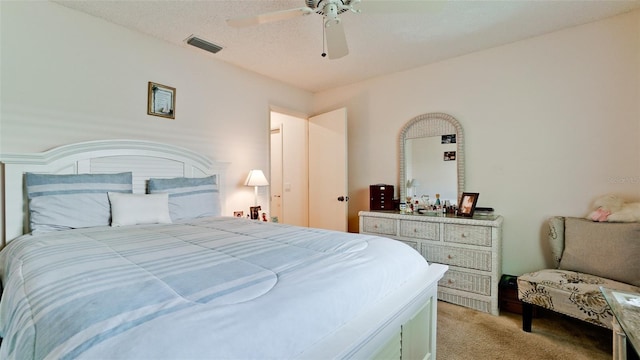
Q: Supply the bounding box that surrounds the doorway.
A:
[270,111,309,227]
[270,108,348,231]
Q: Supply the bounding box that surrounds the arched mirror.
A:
[399,112,464,206]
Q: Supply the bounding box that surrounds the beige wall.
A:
[0,1,314,216]
[2,2,639,276]
[314,10,640,275]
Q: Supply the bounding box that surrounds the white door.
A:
[308,108,348,231]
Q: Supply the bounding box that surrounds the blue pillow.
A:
[26,172,132,233]
[148,176,220,221]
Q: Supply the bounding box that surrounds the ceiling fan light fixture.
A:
[185,35,223,54]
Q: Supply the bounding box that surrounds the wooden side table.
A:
[499,275,538,316]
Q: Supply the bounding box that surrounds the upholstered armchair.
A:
[517,216,640,332]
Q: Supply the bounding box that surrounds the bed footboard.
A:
[374,297,435,359]
[300,263,447,359]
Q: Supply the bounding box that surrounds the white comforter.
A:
[0,217,429,359]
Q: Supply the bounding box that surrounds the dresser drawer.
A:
[438,269,492,295]
[362,216,397,236]
[421,244,492,271]
[399,220,439,240]
[444,224,492,247]
[398,240,419,252]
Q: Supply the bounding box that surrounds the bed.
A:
[0,140,447,359]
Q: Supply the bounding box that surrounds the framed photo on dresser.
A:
[458,192,479,217]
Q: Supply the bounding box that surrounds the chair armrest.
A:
[548,216,565,268]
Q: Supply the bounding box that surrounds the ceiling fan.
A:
[227,0,441,60]
[227,0,361,59]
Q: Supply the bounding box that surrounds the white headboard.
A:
[1,139,229,246]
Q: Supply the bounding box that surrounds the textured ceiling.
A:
[54,0,640,93]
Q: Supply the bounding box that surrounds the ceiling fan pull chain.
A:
[321,18,327,58]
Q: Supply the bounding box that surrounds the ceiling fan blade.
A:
[325,21,349,59]
[352,0,444,13]
[227,7,314,28]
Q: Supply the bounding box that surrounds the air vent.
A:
[186,36,222,54]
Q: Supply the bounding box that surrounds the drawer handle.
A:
[374,225,378,229]
[447,279,454,284]
[447,254,453,259]
[414,228,418,233]
[461,232,469,238]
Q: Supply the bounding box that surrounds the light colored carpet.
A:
[437,301,612,360]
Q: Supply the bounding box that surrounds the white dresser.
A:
[359,211,504,315]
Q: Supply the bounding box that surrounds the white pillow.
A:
[108,192,172,227]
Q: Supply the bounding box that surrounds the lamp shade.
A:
[244,169,269,187]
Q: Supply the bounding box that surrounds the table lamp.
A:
[244,169,269,206]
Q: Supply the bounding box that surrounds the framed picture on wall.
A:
[458,192,479,217]
[147,82,176,119]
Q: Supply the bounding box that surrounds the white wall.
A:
[313,10,640,275]
[0,1,314,217]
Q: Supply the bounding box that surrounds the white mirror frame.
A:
[399,112,465,204]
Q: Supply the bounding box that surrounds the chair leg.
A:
[628,340,639,360]
[522,302,533,332]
